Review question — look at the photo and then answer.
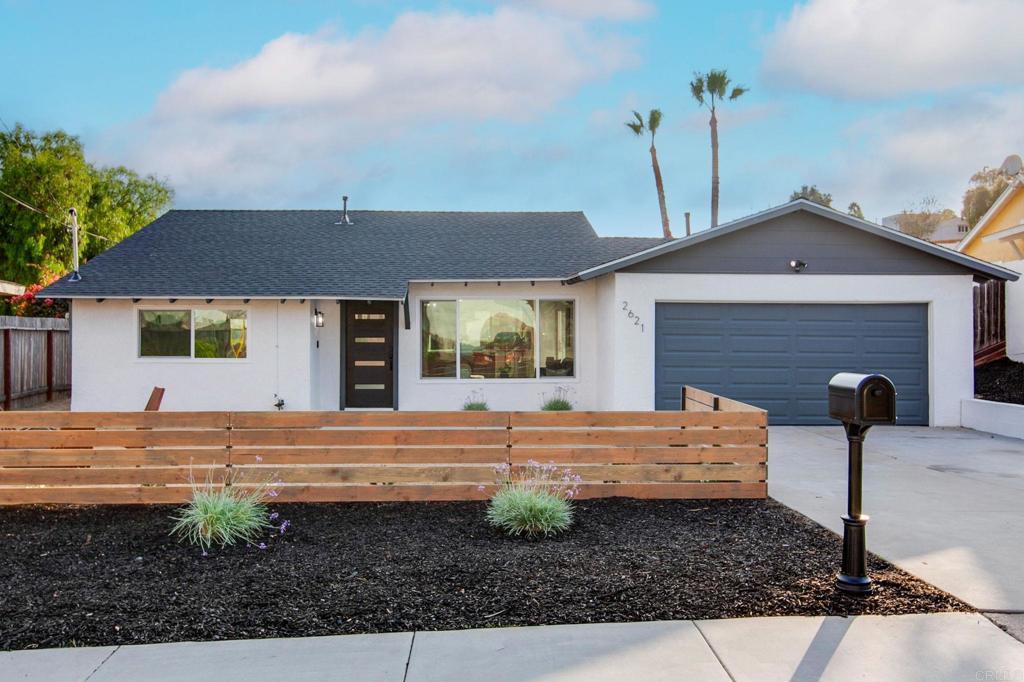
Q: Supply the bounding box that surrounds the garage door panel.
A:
[728,367,795,385]
[862,336,925,354]
[794,336,859,354]
[655,303,928,425]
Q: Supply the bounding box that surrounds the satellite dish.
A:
[1000,154,1023,176]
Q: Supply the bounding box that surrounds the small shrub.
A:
[171,484,270,551]
[463,390,490,411]
[485,461,581,537]
[171,466,292,553]
[540,385,574,411]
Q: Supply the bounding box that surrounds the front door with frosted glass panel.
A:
[345,301,394,408]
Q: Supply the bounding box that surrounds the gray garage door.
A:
[654,303,929,425]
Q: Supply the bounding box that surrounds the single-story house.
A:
[42,199,1018,425]
[956,171,1024,362]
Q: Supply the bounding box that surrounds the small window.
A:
[194,310,247,358]
[422,301,456,377]
[139,310,190,357]
[540,300,574,377]
[139,308,248,359]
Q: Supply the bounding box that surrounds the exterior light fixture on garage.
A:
[789,259,807,272]
[313,308,324,328]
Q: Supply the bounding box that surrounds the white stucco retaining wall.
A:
[602,273,976,426]
[398,280,598,411]
[962,398,1024,440]
[70,299,313,411]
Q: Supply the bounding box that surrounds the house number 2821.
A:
[621,301,645,333]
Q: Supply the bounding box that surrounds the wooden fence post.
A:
[46,329,54,402]
[2,328,10,411]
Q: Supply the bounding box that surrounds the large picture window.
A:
[420,299,574,379]
[139,308,248,359]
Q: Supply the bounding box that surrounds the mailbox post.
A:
[827,372,897,595]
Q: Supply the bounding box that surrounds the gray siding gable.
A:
[572,200,1018,282]
[623,210,971,276]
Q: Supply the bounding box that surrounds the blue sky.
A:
[3,0,1022,237]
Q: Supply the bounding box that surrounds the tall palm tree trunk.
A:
[710,108,720,227]
[650,144,671,238]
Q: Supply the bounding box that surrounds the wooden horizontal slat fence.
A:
[0,388,767,504]
[0,316,71,410]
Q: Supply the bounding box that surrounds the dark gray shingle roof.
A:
[43,210,666,299]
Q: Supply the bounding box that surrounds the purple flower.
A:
[258,543,267,550]
[269,512,279,521]
[268,489,279,497]
[477,485,486,492]
[279,520,291,534]
[255,455,263,463]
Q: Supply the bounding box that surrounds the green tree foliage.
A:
[896,197,958,240]
[847,202,865,219]
[961,166,1011,229]
[0,124,172,285]
[790,185,833,207]
[690,69,748,227]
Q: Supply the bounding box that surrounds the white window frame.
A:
[418,296,577,382]
[135,303,251,364]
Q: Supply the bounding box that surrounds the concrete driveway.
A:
[769,426,1024,611]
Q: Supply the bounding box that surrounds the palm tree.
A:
[626,109,671,238]
[690,70,748,227]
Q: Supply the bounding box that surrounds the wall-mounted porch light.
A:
[313,308,324,328]
[789,259,807,273]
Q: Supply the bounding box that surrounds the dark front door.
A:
[345,301,395,408]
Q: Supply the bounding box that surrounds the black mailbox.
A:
[827,371,898,595]
[828,372,897,426]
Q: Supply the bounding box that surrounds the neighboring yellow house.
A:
[958,175,1024,361]
[957,176,1024,262]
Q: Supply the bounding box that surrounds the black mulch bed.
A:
[0,498,969,650]
[976,357,1024,405]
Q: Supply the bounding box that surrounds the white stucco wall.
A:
[310,299,342,410]
[70,298,313,411]
[601,273,976,427]
[1003,259,1024,362]
[68,273,978,423]
[398,280,598,411]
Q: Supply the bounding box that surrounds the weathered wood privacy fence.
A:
[0,387,766,504]
[974,279,1006,367]
[0,316,71,410]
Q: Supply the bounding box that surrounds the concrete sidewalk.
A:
[4,614,1023,682]
[769,425,1024,611]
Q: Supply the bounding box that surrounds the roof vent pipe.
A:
[337,195,353,225]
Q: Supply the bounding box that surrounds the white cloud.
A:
[516,0,654,21]
[825,91,1024,217]
[762,0,1024,98]
[101,7,638,204]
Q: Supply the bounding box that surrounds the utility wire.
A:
[0,187,112,242]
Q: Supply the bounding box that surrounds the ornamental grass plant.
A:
[486,461,582,537]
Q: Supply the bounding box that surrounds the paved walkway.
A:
[3,613,1023,682]
[769,425,1024,611]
